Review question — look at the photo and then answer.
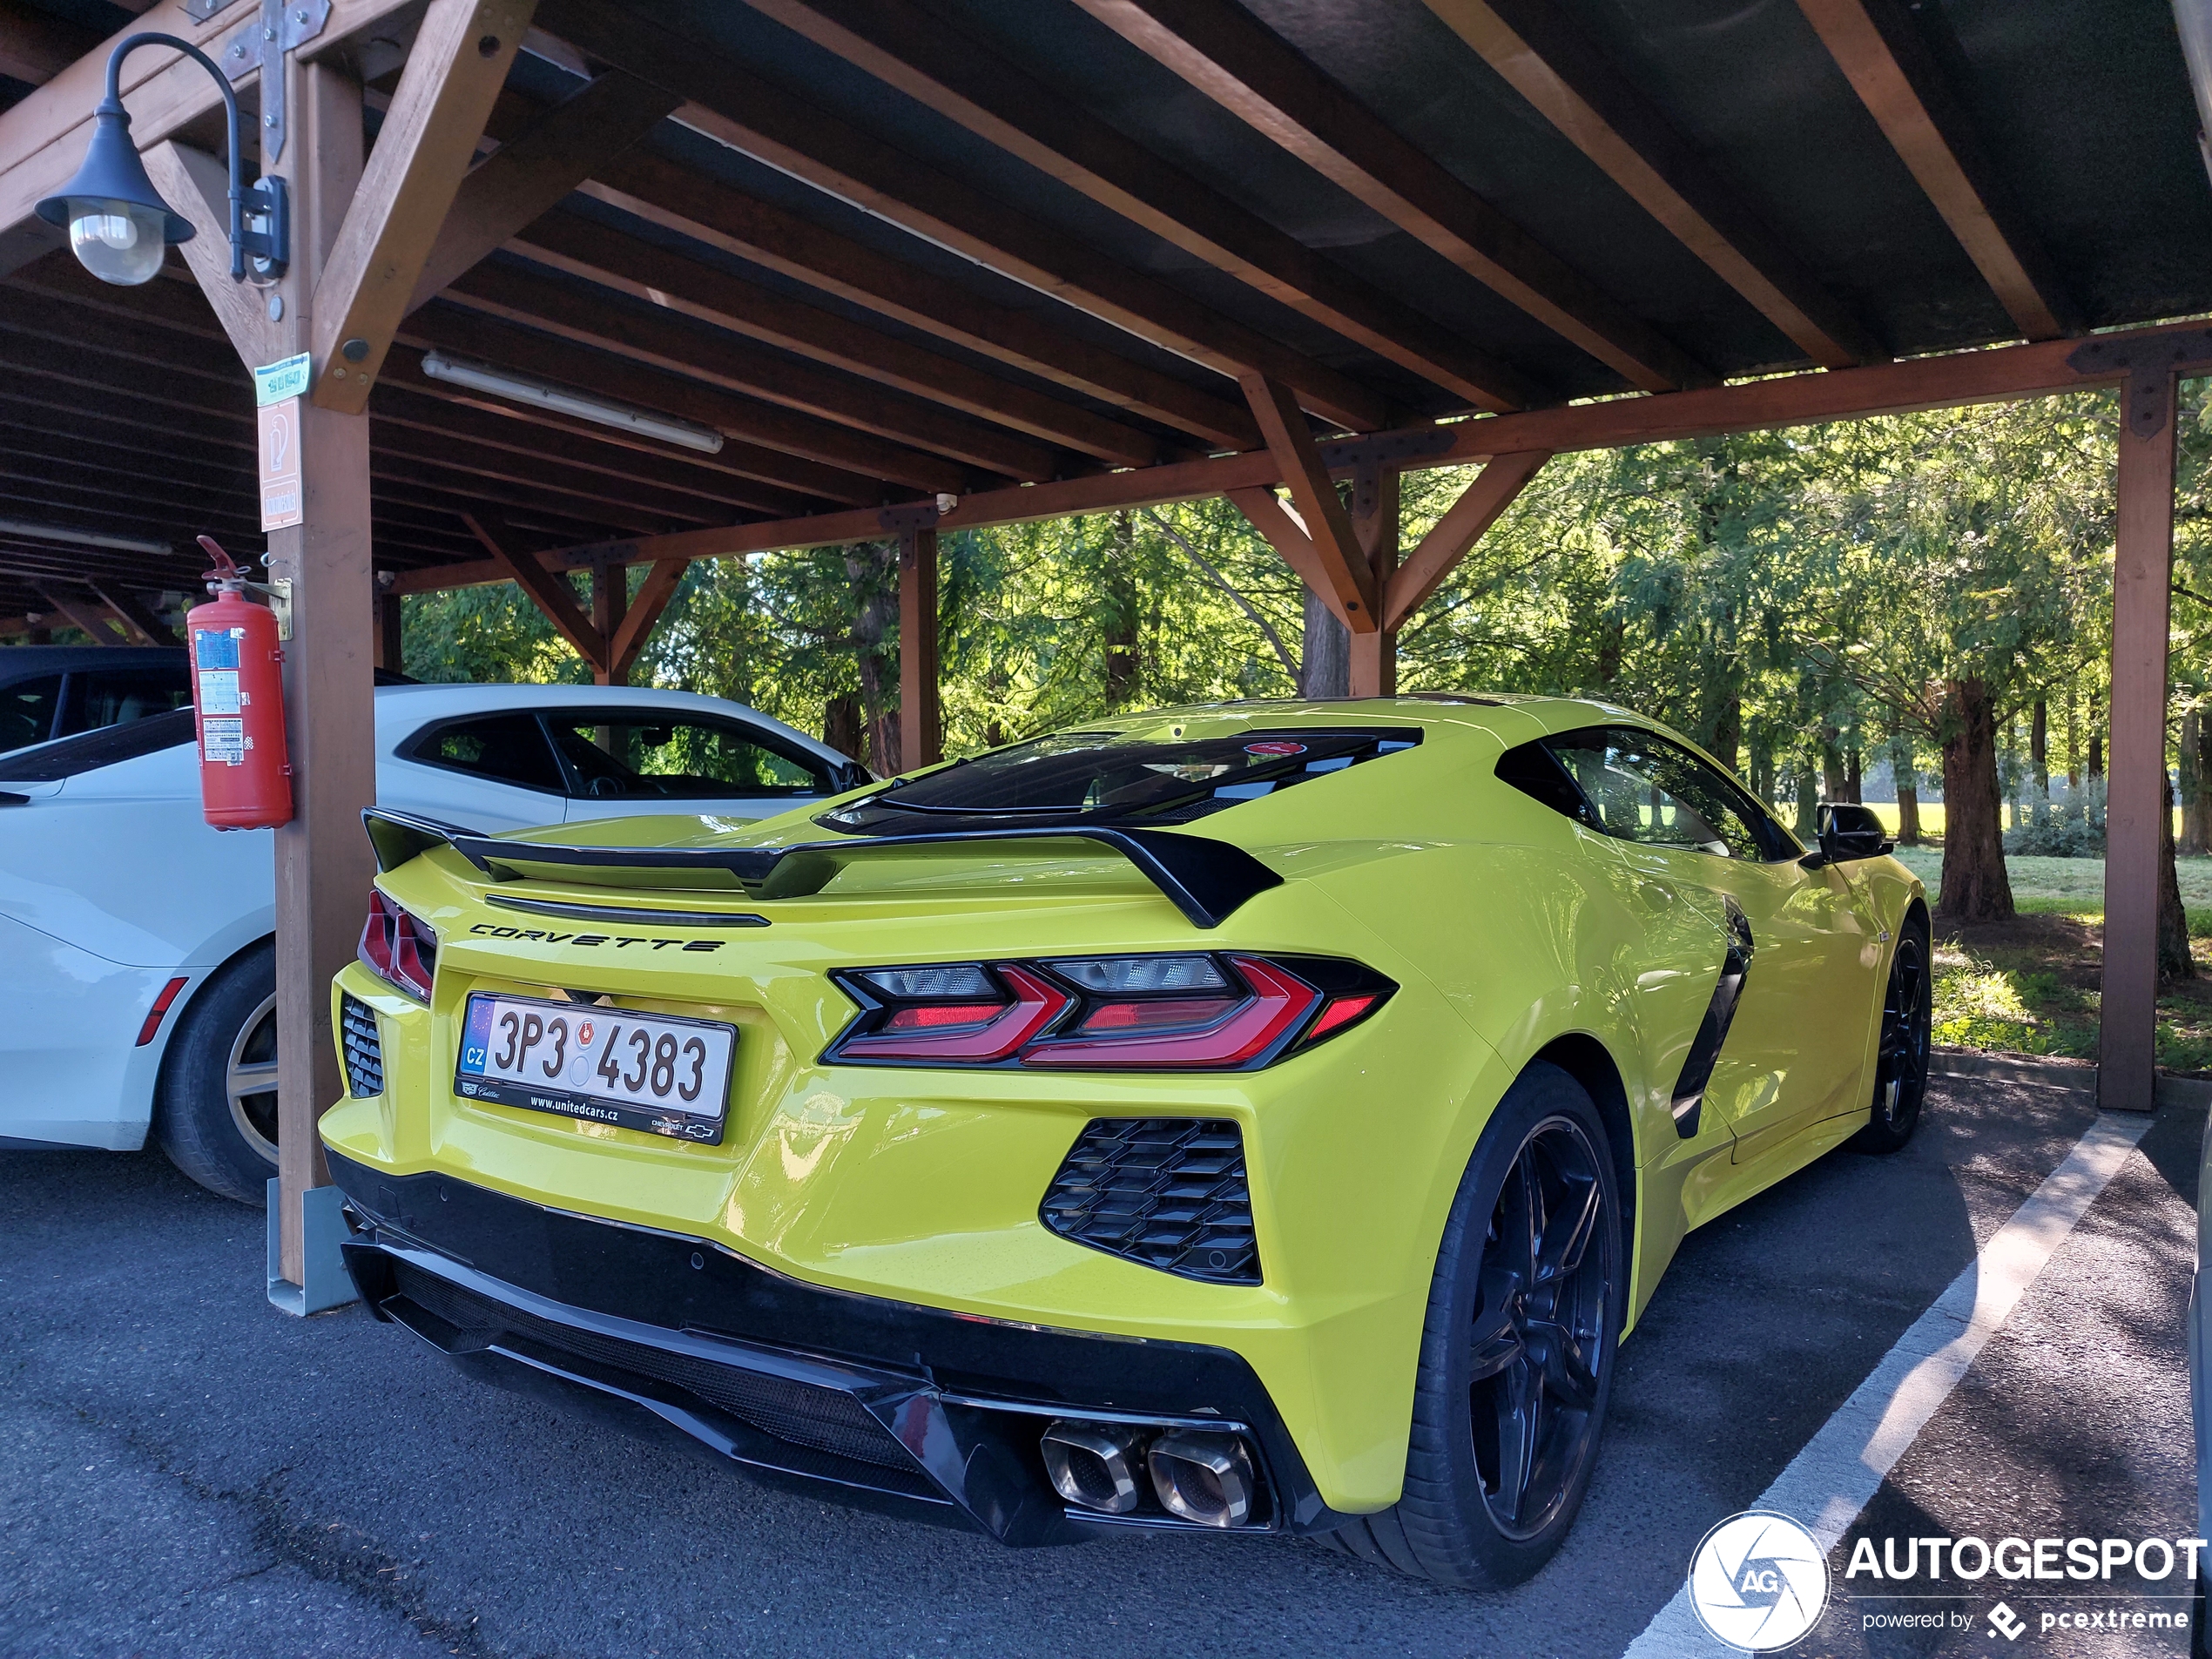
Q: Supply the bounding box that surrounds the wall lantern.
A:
[33,32,287,288]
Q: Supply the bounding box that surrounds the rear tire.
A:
[1312,1062,1623,1587]
[1851,916,1931,1155]
[153,943,280,1206]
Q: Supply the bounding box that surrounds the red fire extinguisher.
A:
[186,535,293,830]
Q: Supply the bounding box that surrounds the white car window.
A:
[408,713,568,792]
[542,712,834,801]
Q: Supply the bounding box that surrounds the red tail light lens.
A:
[825,954,1392,1070]
[358,888,438,1001]
[833,964,1069,1062]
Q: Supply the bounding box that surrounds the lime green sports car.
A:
[323,695,1928,1587]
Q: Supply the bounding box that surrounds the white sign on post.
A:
[252,354,310,533]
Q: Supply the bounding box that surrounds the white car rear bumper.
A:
[0,914,186,1150]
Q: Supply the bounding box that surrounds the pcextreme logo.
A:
[1687,1511,1831,1652]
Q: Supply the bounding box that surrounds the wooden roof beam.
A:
[608,556,685,682]
[0,1,103,90]
[532,0,1390,433]
[462,509,609,672]
[1237,373,1377,631]
[404,68,679,313]
[579,150,1254,450]
[1071,0,1709,394]
[310,0,536,414]
[1420,0,1878,368]
[1381,450,1551,630]
[88,581,179,645]
[509,212,1163,469]
[398,304,941,500]
[1794,0,2077,341]
[34,584,128,644]
[745,0,1539,414]
[437,258,1064,480]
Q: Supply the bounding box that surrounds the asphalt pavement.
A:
[0,1076,2195,1659]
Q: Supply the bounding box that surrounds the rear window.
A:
[0,706,194,781]
[0,675,62,752]
[545,713,833,799]
[59,667,192,736]
[409,714,566,792]
[823,726,1419,833]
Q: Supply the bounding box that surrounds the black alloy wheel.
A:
[1312,1062,1622,1587]
[1853,919,1931,1155]
[1467,1117,1612,1539]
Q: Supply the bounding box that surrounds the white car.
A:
[0,683,866,1203]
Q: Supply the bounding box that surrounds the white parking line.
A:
[1621,1111,2155,1657]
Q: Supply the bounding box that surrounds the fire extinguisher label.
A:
[199,670,242,716]
[192,628,241,670]
[203,717,247,766]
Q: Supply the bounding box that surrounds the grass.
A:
[1874,846,2212,1072]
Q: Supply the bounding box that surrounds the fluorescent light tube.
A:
[0,517,172,555]
[419,349,725,455]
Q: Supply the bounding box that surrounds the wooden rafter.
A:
[1794,0,2075,341]
[397,307,929,500]
[607,557,683,681]
[1420,0,1877,369]
[88,580,179,645]
[580,149,1256,450]
[510,212,1163,469]
[745,0,1539,414]
[1069,0,1709,394]
[309,0,537,414]
[0,1,101,89]
[404,69,679,314]
[1238,373,1376,630]
[381,315,2212,599]
[1225,485,1352,631]
[533,0,1388,433]
[141,144,285,367]
[1381,451,1551,631]
[462,509,606,671]
[436,260,1065,480]
[34,584,125,643]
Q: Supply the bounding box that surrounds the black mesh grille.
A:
[340,993,384,1097]
[388,1259,925,1482]
[1040,1118,1259,1285]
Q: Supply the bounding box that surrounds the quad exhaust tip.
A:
[1042,1420,1258,1527]
[1042,1420,1145,1514]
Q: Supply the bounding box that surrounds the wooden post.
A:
[898,524,941,770]
[592,561,627,686]
[375,585,404,673]
[2101,365,2177,1113]
[1349,462,1398,698]
[269,60,376,1285]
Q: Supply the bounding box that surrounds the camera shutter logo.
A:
[1687,1511,1831,1651]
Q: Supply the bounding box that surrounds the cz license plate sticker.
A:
[455,994,736,1143]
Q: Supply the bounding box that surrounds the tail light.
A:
[824,952,1391,1070]
[359,888,438,1001]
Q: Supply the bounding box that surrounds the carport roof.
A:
[0,0,2206,628]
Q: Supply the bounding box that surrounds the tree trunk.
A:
[1706,694,1742,777]
[2182,709,2206,855]
[1936,678,2015,921]
[1104,509,1139,705]
[1892,736,1921,846]
[2087,690,2104,784]
[844,541,900,774]
[1795,766,1819,839]
[1298,590,1349,698]
[1820,732,1845,804]
[1843,746,1862,804]
[2030,698,2049,820]
[2064,680,2080,792]
[821,694,864,764]
[2161,772,2195,981]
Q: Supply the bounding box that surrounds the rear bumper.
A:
[328,1150,1348,1545]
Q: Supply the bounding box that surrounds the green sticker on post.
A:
[252,353,312,407]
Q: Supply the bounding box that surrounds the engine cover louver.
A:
[339,992,385,1098]
[1040,1118,1259,1285]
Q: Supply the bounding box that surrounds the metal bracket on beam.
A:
[2068,330,2212,438]
[220,0,333,165]
[877,501,941,536]
[555,541,640,571]
[1318,426,1458,473]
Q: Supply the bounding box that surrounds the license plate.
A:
[455,993,736,1143]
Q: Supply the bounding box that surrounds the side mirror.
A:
[1811,801,1893,866]
[829,759,876,793]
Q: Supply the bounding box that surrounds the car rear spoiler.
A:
[361,807,1282,930]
